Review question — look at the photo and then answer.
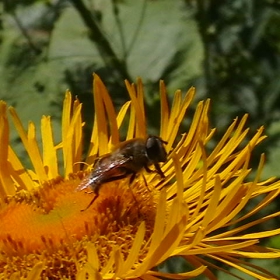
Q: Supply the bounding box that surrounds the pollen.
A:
[0,175,158,277]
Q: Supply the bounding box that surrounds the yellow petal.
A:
[0,102,15,196]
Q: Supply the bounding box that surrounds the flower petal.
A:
[41,116,58,178]
[0,102,15,196]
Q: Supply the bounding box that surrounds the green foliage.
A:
[0,0,204,157]
[3,0,280,174]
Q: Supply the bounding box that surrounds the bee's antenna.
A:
[73,161,93,172]
[73,161,88,166]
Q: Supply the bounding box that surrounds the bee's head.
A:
[145,136,167,163]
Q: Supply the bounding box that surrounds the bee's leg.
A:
[141,174,152,192]
[144,165,163,178]
[129,172,136,184]
[127,172,141,214]
[108,172,139,207]
[153,162,165,178]
[80,186,100,212]
[81,173,131,212]
[141,174,148,186]
[144,166,154,173]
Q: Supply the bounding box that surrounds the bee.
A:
[76,136,168,211]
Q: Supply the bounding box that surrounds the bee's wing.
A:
[76,154,131,192]
[94,153,131,174]
[76,174,97,191]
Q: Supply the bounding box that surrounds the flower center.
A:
[0,175,157,257]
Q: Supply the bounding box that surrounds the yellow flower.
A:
[0,74,280,279]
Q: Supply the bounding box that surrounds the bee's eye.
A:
[146,136,167,162]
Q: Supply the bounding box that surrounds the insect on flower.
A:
[76,136,168,211]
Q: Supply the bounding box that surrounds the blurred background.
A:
[1,0,280,278]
